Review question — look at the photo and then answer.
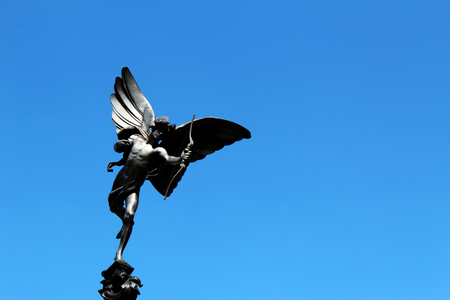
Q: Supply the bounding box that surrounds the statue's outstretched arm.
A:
[166,149,191,165]
[151,147,191,166]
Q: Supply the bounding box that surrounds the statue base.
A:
[99,261,143,300]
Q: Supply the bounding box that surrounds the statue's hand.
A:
[107,162,115,172]
[181,149,192,163]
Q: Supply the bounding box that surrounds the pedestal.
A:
[99,261,143,300]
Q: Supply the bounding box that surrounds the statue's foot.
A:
[114,253,124,263]
[110,256,133,272]
[114,256,125,263]
[114,255,132,268]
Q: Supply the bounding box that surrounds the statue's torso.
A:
[113,137,167,187]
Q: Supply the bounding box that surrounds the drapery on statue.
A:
[107,67,251,265]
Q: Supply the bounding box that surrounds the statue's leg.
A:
[115,192,139,263]
[109,192,126,222]
[111,206,126,238]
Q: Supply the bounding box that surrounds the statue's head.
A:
[143,116,175,147]
[155,116,170,129]
[152,116,175,142]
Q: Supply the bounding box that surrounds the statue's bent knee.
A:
[123,213,134,225]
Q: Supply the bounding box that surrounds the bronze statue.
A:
[100,67,250,299]
[106,67,251,265]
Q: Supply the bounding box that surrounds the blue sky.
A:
[1,1,449,299]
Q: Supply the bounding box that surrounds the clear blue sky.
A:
[1,1,449,299]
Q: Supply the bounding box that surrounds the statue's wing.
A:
[111,67,155,139]
[149,117,251,197]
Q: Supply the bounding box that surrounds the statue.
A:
[99,67,251,299]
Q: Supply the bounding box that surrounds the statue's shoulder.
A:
[152,147,169,156]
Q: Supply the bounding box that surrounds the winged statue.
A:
[106,67,251,265]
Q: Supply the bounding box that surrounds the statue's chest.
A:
[130,143,159,161]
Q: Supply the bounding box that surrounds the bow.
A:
[164,113,196,199]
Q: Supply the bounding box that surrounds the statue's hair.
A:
[155,116,169,124]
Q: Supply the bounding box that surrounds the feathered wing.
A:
[149,117,251,197]
[111,67,155,139]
